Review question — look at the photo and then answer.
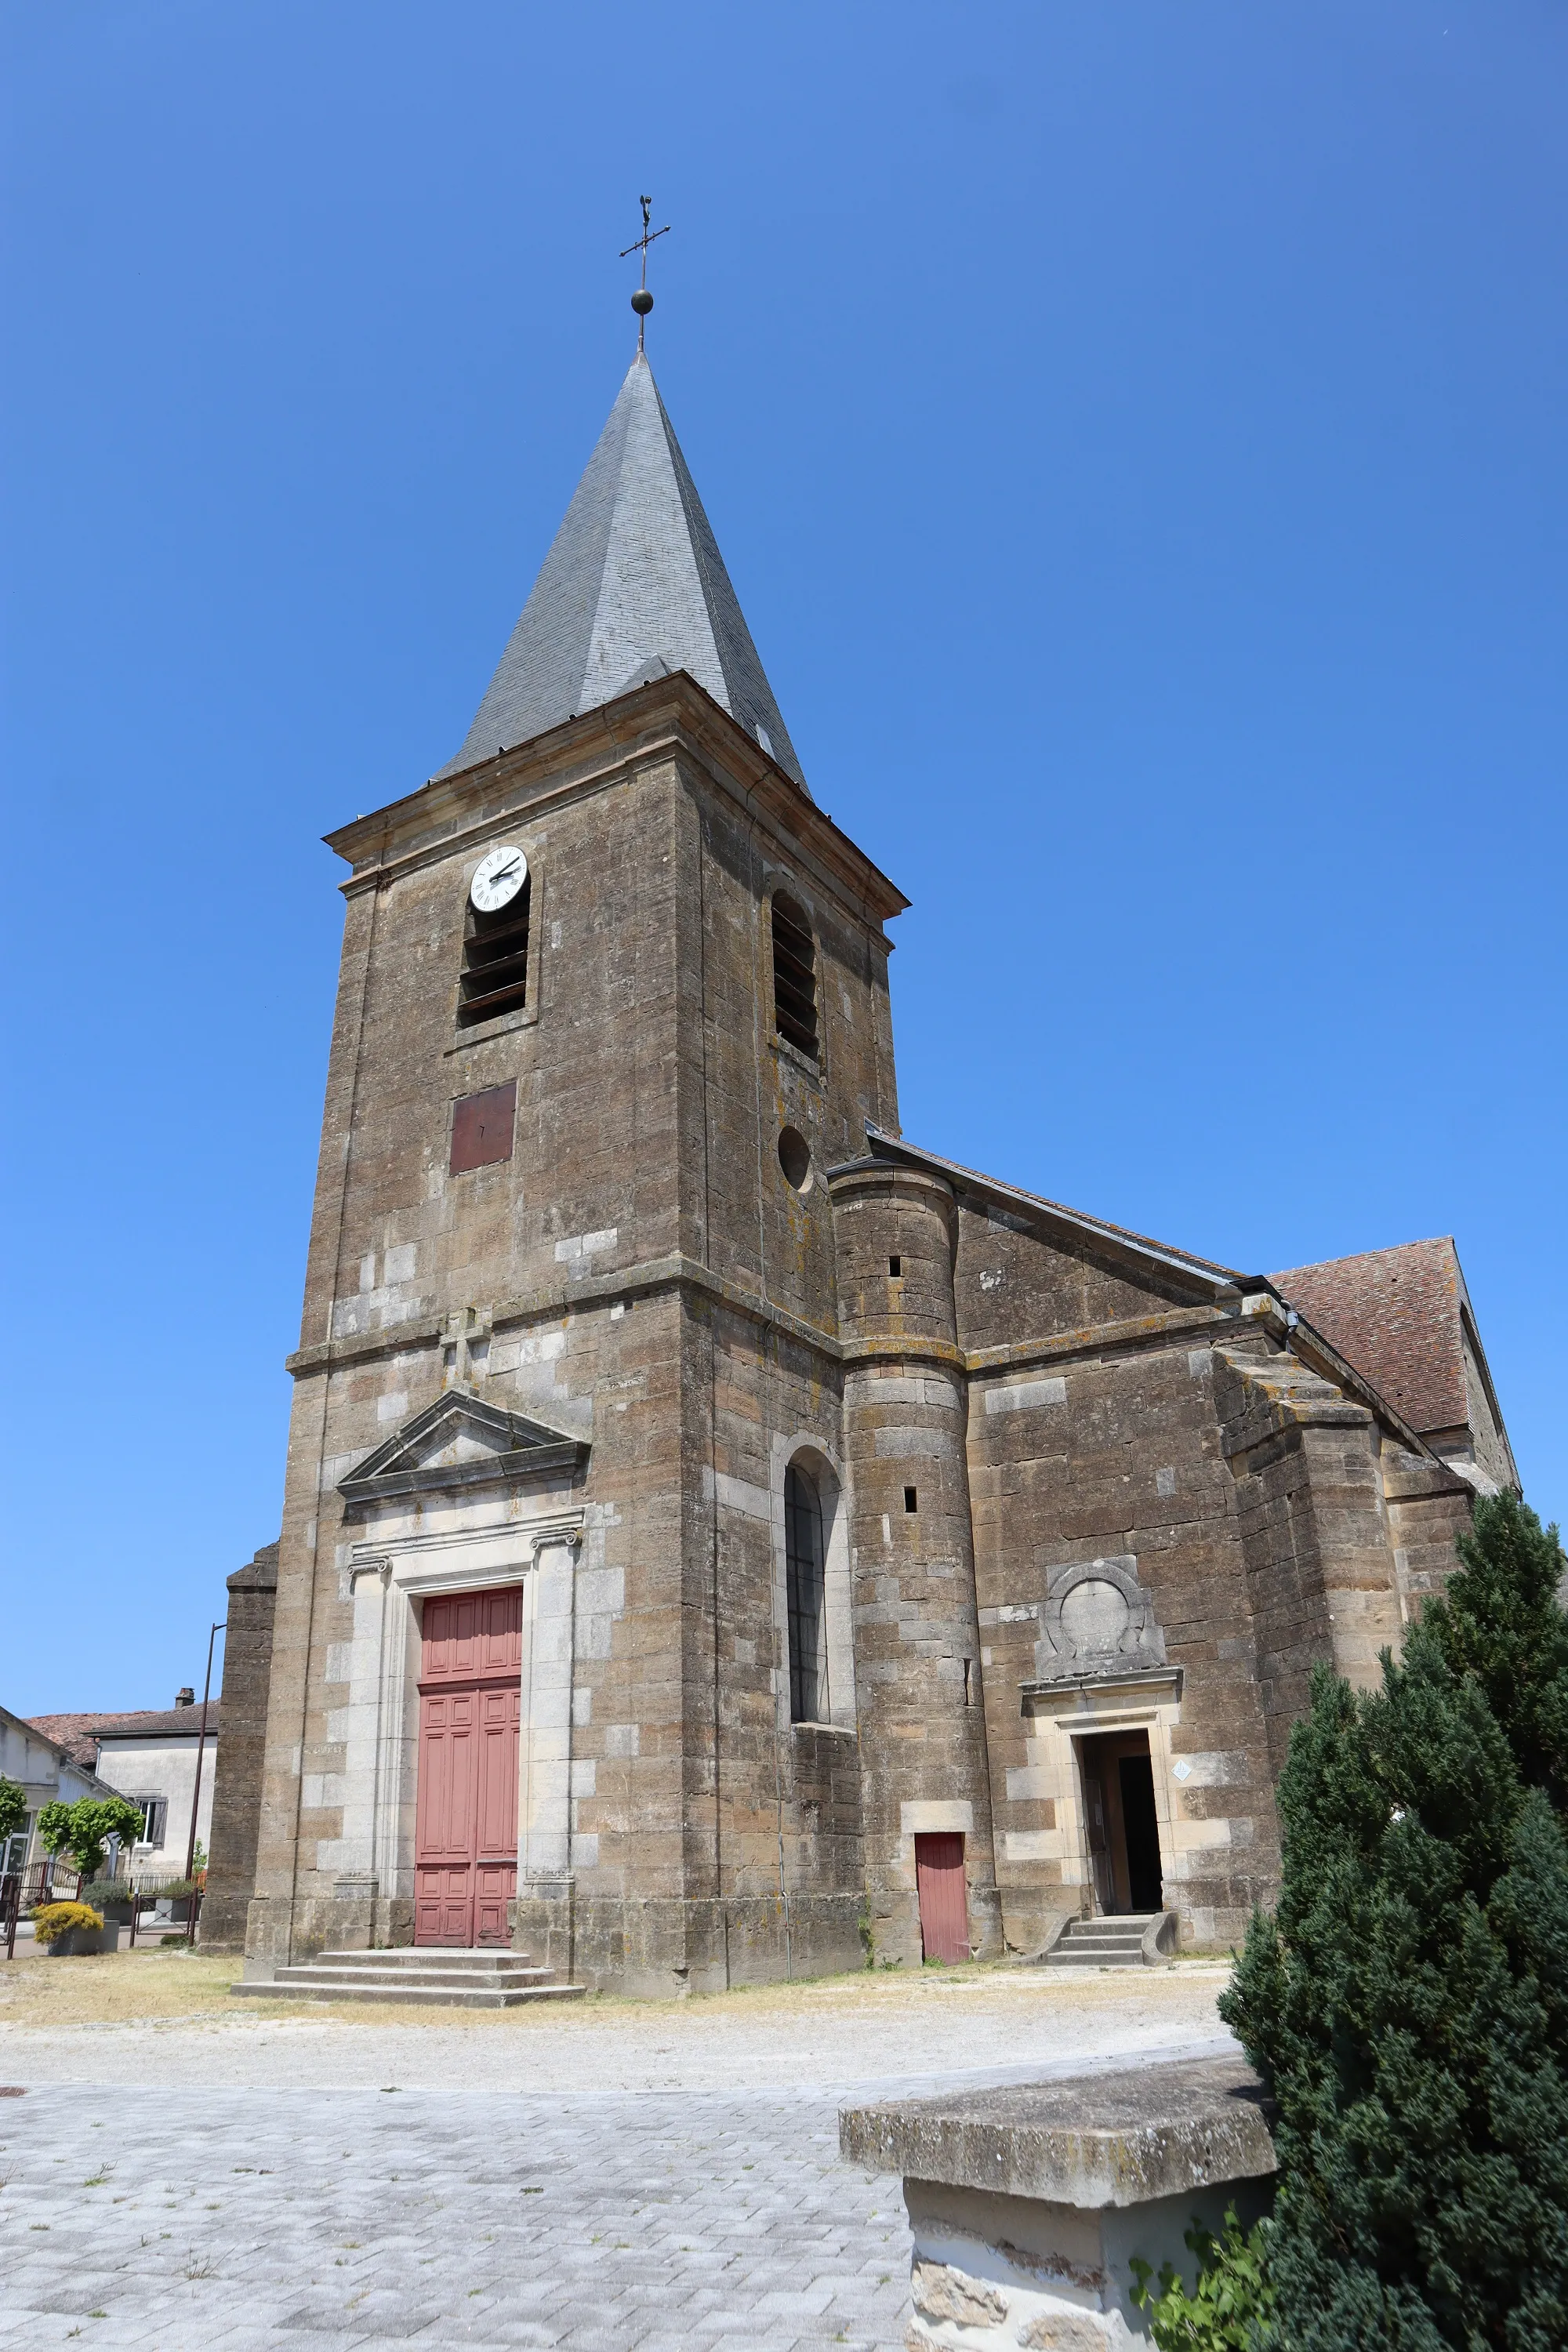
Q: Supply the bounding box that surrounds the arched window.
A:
[785,1461,826,1724]
[771,891,818,1060]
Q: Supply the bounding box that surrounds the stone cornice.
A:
[323,673,908,934]
[288,1252,845,1378]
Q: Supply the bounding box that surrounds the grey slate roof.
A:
[440,353,808,793]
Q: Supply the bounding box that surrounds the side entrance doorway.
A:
[1078,1730,1164,1915]
[414,1585,523,1947]
[914,1831,969,1963]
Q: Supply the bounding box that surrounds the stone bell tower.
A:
[244,329,914,1993]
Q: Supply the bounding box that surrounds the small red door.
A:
[915,1831,969,1963]
[415,1588,522,1947]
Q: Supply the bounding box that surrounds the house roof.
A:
[24,1713,111,1768]
[88,1705,221,1744]
[438,350,808,793]
[1270,1238,1475,1440]
[27,1706,220,1759]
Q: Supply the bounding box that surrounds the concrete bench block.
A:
[840,2053,1276,2347]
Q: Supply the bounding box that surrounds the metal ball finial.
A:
[631,287,654,317]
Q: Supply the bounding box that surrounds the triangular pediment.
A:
[338,1389,589,1512]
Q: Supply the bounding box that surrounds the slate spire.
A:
[441,354,808,791]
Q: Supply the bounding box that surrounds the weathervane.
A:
[620,194,670,352]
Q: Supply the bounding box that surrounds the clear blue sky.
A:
[3,3,1564,1712]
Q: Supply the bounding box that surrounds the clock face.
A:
[470,844,528,914]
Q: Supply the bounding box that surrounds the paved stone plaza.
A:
[0,1967,1232,2349]
[0,2082,913,2350]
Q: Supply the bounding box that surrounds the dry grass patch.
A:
[0,1945,1229,2037]
[0,1947,238,2027]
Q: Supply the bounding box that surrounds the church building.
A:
[232,324,1515,1991]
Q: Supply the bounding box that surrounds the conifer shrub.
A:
[1220,1493,1568,2350]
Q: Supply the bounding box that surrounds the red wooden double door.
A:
[414,1585,523,1947]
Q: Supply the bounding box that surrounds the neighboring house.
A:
[28,1693,220,1878]
[0,1704,130,1874]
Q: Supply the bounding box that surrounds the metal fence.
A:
[2,1862,204,1960]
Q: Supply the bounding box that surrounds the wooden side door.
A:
[914,1831,969,1963]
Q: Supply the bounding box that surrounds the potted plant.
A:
[31,1900,113,1957]
[80,1878,135,1927]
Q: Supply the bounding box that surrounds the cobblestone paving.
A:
[0,2084,911,2350]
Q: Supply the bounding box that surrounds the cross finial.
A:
[619,194,670,353]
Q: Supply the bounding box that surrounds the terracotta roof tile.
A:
[1271,1238,1468,1438]
[25,1708,217,1764]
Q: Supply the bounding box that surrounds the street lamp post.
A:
[185,1619,226,1944]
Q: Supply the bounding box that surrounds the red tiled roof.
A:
[25,1708,216,1764]
[24,1714,117,1767]
[1271,1238,1468,1438]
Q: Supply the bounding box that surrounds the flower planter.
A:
[45,1924,120,1957]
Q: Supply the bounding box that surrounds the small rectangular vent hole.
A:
[888,1255,902,1278]
[904,1486,918,1514]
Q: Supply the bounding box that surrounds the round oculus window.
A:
[778,1125,812,1192]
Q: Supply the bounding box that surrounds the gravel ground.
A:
[0,1959,1230,2092]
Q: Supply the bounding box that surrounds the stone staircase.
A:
[1041,1914,1169,1969]
[232,1947,586,2011]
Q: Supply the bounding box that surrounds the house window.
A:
[771,892,818,1060]
[2,1819,31,1876]
[458,864,532,1027]
[785,1461,826,1725]
[135,1798,168,1849]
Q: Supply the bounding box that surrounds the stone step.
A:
[230,1940,587,2009]
[313,1947,535,1972]
[1042,1915,1163,1969]
[233,1975,586,2011]
[270,1962,557,1991]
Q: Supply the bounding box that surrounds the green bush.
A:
[0,1777,27,1849]
[1131,2205,1277,2351]
[1220,1493,1568,2350]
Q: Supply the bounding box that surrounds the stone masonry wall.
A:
[249,681,902,1987]
[201,1541,278,1952]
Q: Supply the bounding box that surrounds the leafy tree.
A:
[34,1795,145,1882]
[0,1777,27,1848]
[1221,1494,1568,2350]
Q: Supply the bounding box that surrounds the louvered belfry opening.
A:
[457,874,532,1028]
[771,891,818,1060]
